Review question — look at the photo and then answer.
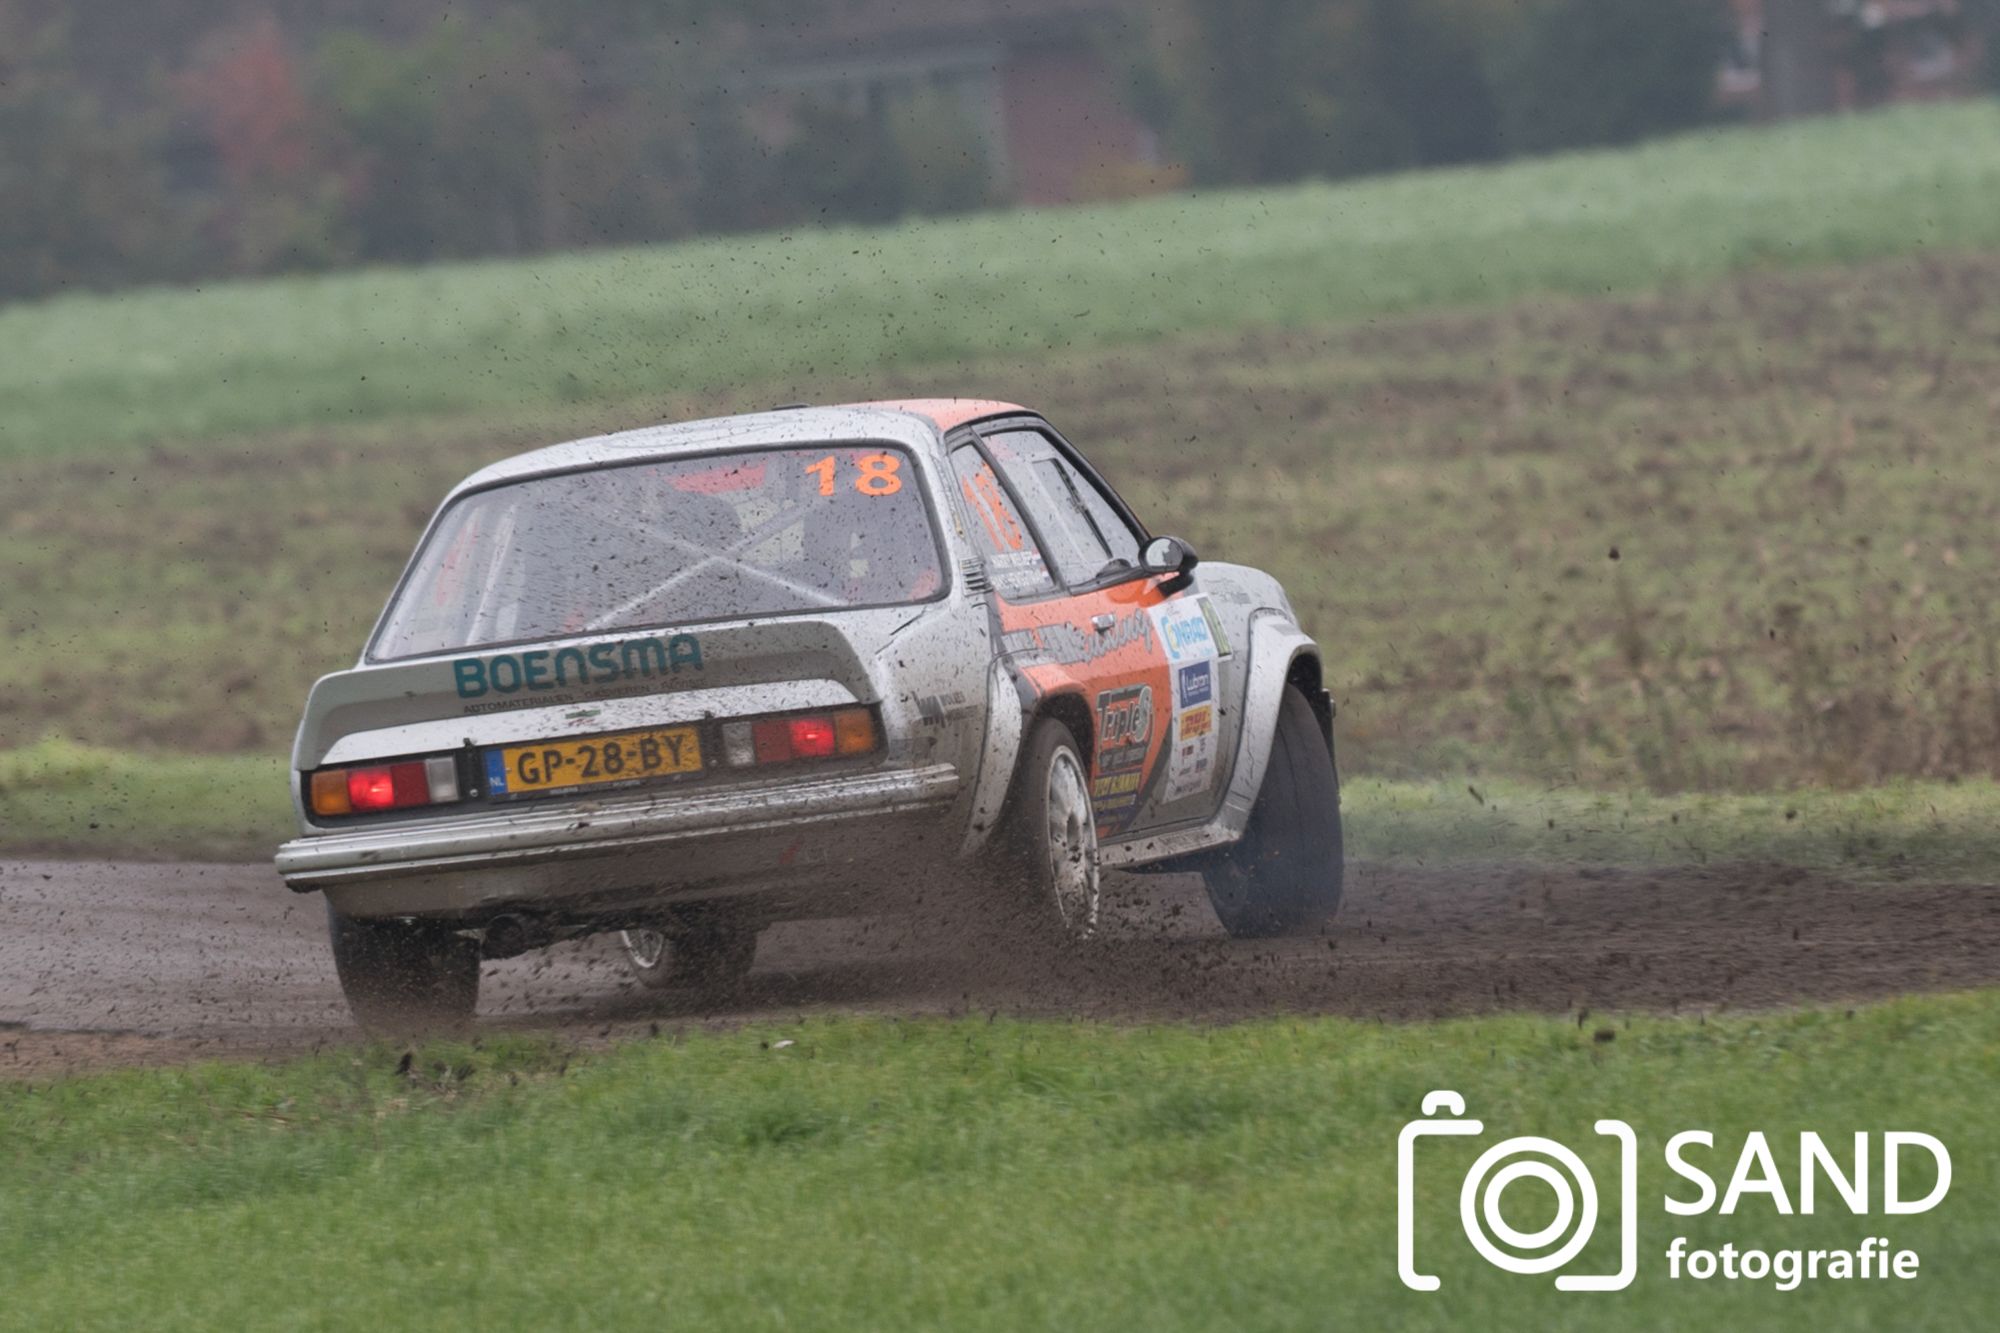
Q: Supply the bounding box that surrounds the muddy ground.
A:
[3,858,1994,1077]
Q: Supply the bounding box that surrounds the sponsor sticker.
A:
[1095,684,1153,775]
[1004,609,1153,667]
[1198,595,1233,657]
[1153,599,1222,803]
[1152,598,1217,665]
[452,632,703,702]
[1177,660,1213,709]
[1162,710,1217,802]
[987,548,1053,595]
[1093,684,1154,821]
[1091,770,1143,800]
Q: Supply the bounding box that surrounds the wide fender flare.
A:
[959,657,1027,856]
[1218,610,1324,839]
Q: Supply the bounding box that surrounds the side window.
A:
[1054,457,1143,571]
[951,445,1056,599]
[984,430,1143,586]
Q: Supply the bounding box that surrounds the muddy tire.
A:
[619,922,758,996]
[326,903,480,1032]
[1204,684,1343,938]
[992,716,1102,941]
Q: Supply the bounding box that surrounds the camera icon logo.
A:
[1397,1090,1637,1292]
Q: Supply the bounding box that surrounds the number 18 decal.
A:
[805,453,902,497]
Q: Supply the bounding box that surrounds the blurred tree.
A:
[1129,0,1342,185]
[690,95,788,233]
[1370,0,1505,168]
[316,14,573,262]
[176,12,354,273]
[1973,0,2000,89]
[317,7,715,262]
[886,84,1000,216]
[0,6,187,300]
[744,83,996,229]
[0,0,1748,299]
[777,98,913,226]
[1128,0,1503,186]
[1489,0,1730,154]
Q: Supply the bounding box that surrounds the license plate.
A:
[484,726,703,797]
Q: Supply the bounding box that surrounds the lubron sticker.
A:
[452,633,703,699]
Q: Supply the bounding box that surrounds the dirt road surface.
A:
[3,858,1996,1075]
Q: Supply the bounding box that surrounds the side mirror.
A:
[1142,535,1199,576]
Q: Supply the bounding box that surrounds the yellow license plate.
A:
[487,727,703,796]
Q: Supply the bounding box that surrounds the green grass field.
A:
[4,102,1999,460]
[9,243,2000,821]
[3,996,1992,1330]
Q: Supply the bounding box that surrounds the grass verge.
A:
[5,736,1998,882]
[2,995,1993,1329]
[0,738,287,861]
[1342,777,2000,881]
[5,101,2000,458]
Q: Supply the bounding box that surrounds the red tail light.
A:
[752,719,793,764]
[348,762,428,812]
[725,707,878,768]
[309,755,460,817]
[788,716,836,758]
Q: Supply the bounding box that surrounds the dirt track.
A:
[3,858,1996,1075]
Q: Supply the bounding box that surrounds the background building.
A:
[739,0,1165,207]
[1722,0,1989,117]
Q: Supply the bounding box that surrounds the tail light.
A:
[723,706,877,768]
[309,755,460,817]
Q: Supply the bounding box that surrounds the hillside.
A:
[4,101,1999,459]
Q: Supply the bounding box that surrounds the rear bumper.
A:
[275,764,960,918]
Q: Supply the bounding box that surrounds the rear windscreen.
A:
[371,445,945,660]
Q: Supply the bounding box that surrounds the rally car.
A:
[276,401,1342,1026]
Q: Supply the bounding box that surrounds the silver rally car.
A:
[277,399,1341,1025]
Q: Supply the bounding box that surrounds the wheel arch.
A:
[1100,613,1327,874]
[1030,689,1096,773]
[959,669,1096,858]
[1220,612,1325,833]
[1283,652,1334,753]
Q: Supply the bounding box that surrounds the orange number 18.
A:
[805,454,902,498]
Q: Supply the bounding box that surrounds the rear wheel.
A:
[619,922,758,996]
[326,903,480,1032]
[1204,684,1343,937]
[993,716,1101,941]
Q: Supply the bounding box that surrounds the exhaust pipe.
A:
[482,913,551,960]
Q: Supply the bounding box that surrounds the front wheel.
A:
[1204,684,1343,937]
[618,922,758,997]
[326,903,480,1032]
[993,716,1101,941]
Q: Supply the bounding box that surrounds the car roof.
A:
[452,400,1031,495]
[845,398,1028,431]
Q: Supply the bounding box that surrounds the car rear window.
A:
[371,445,945,660]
